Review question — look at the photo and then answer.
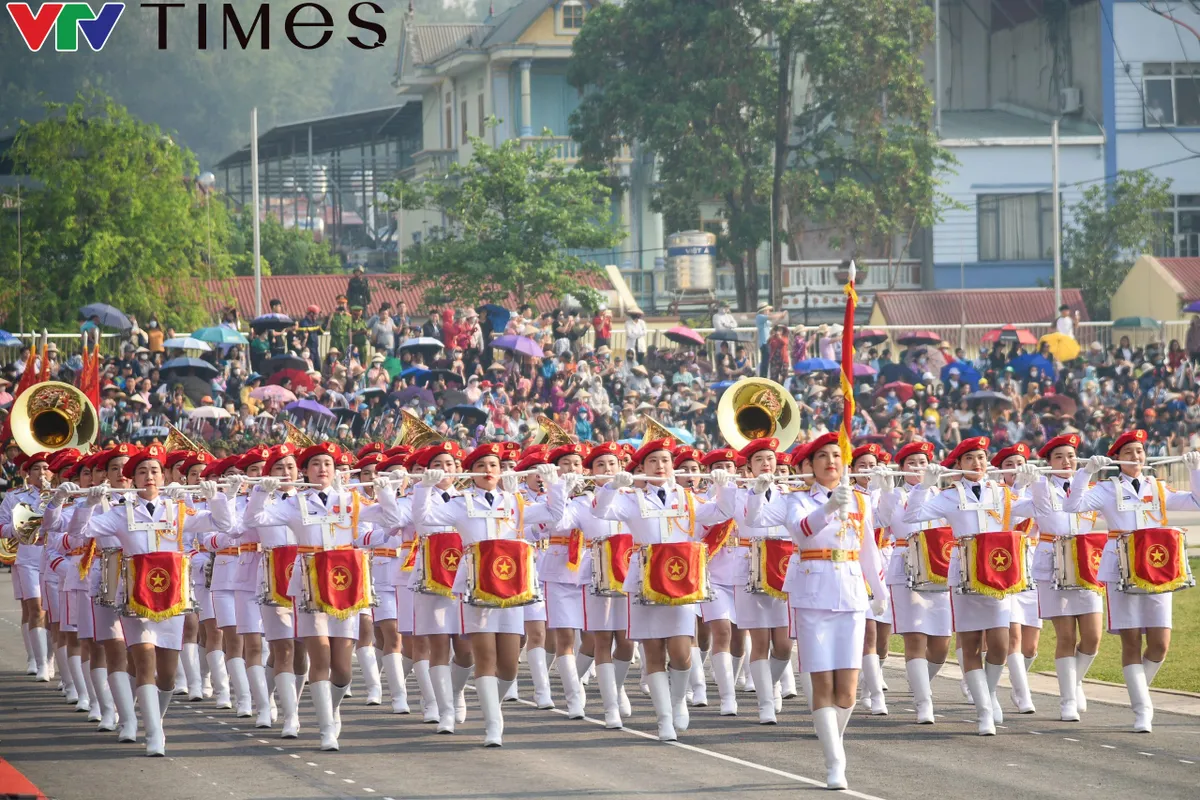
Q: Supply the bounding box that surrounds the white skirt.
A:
[699,582,736,624]
[60,587,79,633]
[870,587,892,624]
[42,579,60,623]
[194,584,216,622]
[413,592,464,636]
[462,605,525,635]
[292,599,359,639]
[627,598,700,641]
[1037,584,1103,619]
[793,608,865,672]
[213,589,239,629]
[120,615,184,650]
[374,586,398,622]
[733,585,789,629]
[73,591,94,639]
[890,585,952,637]
[524,597,547,623]
[91,600,124,642]
[950,590,1011,633]
[13,564,40,600]
[1105,586,1172,632]
[584,588,628,632]
[545,580,586,630]
[1010,590,1043,629]
[235,589,264,635]
[396,584,415,633]
[260,603,295,642]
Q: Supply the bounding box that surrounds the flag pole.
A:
[837,259,858,469]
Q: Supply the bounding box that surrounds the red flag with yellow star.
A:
[1126,528,1188,593]
[838,261,858,465]
[305,549,371,619]
[641,541,708,605]
[266,545,299,607]
[469,539,536,607]
[421,532,463,597]
[125,552,191,621]
[967,530,1029,598]
[1071,532,1108,593]
[757,538,794,600]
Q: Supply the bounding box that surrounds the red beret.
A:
[24,451,54,469]
[548,443,587,463]
[356,452,386,470]
[264,443,298,474]
[776,451,793,467]
[463,442,504,471]
[201,456,238,480]
[384,445,414,459]
[1039,433,1081,460]
[1107,429,1147,458]
[356,442,385,459]
[93,445,139,473]
[803,432,839,461]
[500,441,521,458]
[851,443,886,465]
[236,445,272,472]
[413,441,464,468]
[990,443,1032,468]
[515,450,548,472]
[379,453,410,471]
[335,450,354,467]
[298,442,340,468]
[123,444,166,479]
[672,445,703,465]
[895,441,934,465]
[701,448,737,468]
[739,437,779,460]
[942,436,989,468]
[181,451,213,473]
[619,443,635,457]
[165,450,192,470]
[631,438,674,468]
[584,441,622,468]
[61,456,86,481]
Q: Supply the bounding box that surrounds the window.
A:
[1153,194,1200,257]
[977,193,1055,261]
[477,94,486,137]
[461,100,469,144]
[1143,62,1200,127]
[562,1,585,30]
[444,91,453,150]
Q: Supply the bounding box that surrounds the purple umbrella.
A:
[393,386,435,406]
[491,334,544,358]
[853,362,878,377]
[285,399,334,418]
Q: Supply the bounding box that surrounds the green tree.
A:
[383,133,624,308]
[568,0,777,311]
[1062,170,1173,319]
[227,207,342,276]
[0,92,230,330]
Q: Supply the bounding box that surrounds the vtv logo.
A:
[7,3,124,52]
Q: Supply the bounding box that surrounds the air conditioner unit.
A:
[1060,87,1082,115]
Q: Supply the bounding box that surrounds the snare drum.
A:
[298,549,375,616]
[97,548,124,609]
[590,534,634,597]
[257,546,298,607]
[414,532,463,597]
[1114,528,1195,594]
[746,538,793,599]
[905,526,954,593]
[638,541,712,606]
[954,531,1032,597]
[463,539,540,608]
[1052,533,1108,592]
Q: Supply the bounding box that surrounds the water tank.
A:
[667,230,716,291]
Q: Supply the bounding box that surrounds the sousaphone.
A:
[715,377,800,451]
[11,381,99,456]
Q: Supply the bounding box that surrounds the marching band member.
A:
[62,444,234,756]
[729,437,795,725]
[42,451,85,709]
[588,438,735,742]
[1062,430,1200,732]
[852,444,890,716]
[181,451,231,709]
[545,441,635,728]
[671,445,709,707]
[696,446,744,715]
[992,443,1040,715]
[339,448,383,707]
[237,442,407,751]
[1012,433,1102,721]
[772,450,801,702]
[514,445,558,710]
[743,432,887,790]
[903,436,1029,736]
[413,443,552,747]
[164,449,205,700]
[205,455,255,719]
[1,451,52,681]
[872,441,950,724]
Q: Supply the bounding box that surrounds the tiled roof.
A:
[1155,257,1200,301]
[410,23,492,65]
[199,272,613,321]
[873,288,1089,327]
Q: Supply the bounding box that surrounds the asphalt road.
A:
[1,573,1198,800]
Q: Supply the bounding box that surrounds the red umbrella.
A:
[854,329,888,346]
[268,368,315,392]
[896,330,941,346]
[981,324,1038,346]
[663,326,705,347]
[879,381,914,402]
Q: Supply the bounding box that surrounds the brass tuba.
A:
[11,502,45,546]
[640,415,679,449]
[0,537,17,565]
[283,419,317,448]
[164,420,209,454]
[11,381,99,456]
[391,409,443,449]
[530,415,574,447]
[715,377,801,452]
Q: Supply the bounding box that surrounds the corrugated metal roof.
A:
[199,272,613,320]
[873,288,1089,327]
[938,109,1102,140]
[1156,257,1200,301]
[410,23,492,65]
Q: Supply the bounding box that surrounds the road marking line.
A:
[324,770,336,775]
[289,753,300,759]
[306,762,318,767]
[257,739,270,744]
[342,779,355,784]
[1101,745,1116,749]
[1029,731,1042,735]
[1138,752,1154,757]
[364,789,376,794]
[1180,759,1195,764]
[1063,737,1079,742]
[231,727,240,731]
[274,746,285,751]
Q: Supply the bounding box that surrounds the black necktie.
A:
[657,489,667,504]
[971,484,981,500]
[442,491,451,503]
[484,492,494,506]
[145,502,155,516]
[765,488,772,502]
[1131,479,1140,494]
[317,491,328,505]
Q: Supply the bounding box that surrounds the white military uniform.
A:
[519,486,549,626]
[698,485,742,626]
[209,493,265,636]
[1,486,46,602]
[728,485,791,630]
[860,485,891,624]
[547,483,629,632]
[876,482,952,636]
[1024,476,1103,618]
[1007,488,1043,630]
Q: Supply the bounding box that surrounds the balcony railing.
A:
[519,136,633,165]
[401,148,457,181]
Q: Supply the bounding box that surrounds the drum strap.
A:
[953,481,1011,531]
[634,487,694,541]
[1111,477,1168,528]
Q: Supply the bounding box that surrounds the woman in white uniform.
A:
[1,453,51,681]
[64,444,233,756]
[871,441,951,724]
[237,441,406,751]
[513,446,555,709]
[991,443,1040,715]
[1011,433,1102,721]
[1063,429,1200,732]
[851,444,890,716]
[696,447,745,712]
[589,438,735,742]
[743,431,887,790]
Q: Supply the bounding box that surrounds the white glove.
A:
[985,467,1001,484]
[330,471,346,494]
[867,465,892,493]
[257,477,281,496]
[199,480,219,501]
[1183,451,1200,471]
[421,468,445,487]
[1013,463,1039,491]
[163,482,187,502]
[562,472,584,495]
[535,463,560,487]
[222,474,246,498]
[829,484,854,510]
[52,482,77,507]
[751,474,774,495]
[86,484,107,507]
[610,471,634,490]
[660,472,677,492]
[1084,455,1112,476]
[500,471,518,494]
[920,464,946,489]
[870,596,887,618]
[371,473,394,495]
[710,468,732,489]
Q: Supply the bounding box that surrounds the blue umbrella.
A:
[711,380,735,392]
[794,358,839,373]
[79,303,131,329]
[400,366,430,379]
[941,360,981,391]
[666,426,696,445]
[161,356,218,377]
[0,329,22,347]
[1009,353,1056,382]
[478,303,511,333]
[1184,300,1200,314]
[193,326,249,345]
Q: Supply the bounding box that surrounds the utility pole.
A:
[1052,119,1062,311]
[251,108,263,317]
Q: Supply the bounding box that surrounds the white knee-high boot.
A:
[613,657,632,716]
[779,653,798,698]
[984,660,1004,724]
[906,658,934,724]
[668,667,691,732]
[381,653,409,714]
[22,623,35,674]
[861,654,887,715]
[596,662,623,728]
[750,660,775,724]
[110,671,138,743]
[556,653,585,719]
[450,662,471,723]
[310,680,338,751]
[966,669,994,735]
[57,646,74,699]
[207,650,231,709]
[688,646,707,706]
[67,654,90,712]
[356,646,383,706]
[711,651,737,716]
[182,642,203,701]
[1125,663,1153,733]
[414,660,438,723]
[92,666,116,731]
[248,664,272,728]
[648,671,675,741]
[527,647,554,709]
[1056,657,1080,721]
[275,672,300,739]
[137,684,165,757]
[477,675,503,747]
[1075,648,1097,712]
[814,706,847,790]
[431,665,456,733]
[30,627,49,681]
[1007,652,1035,714]
[227,657,252,717]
